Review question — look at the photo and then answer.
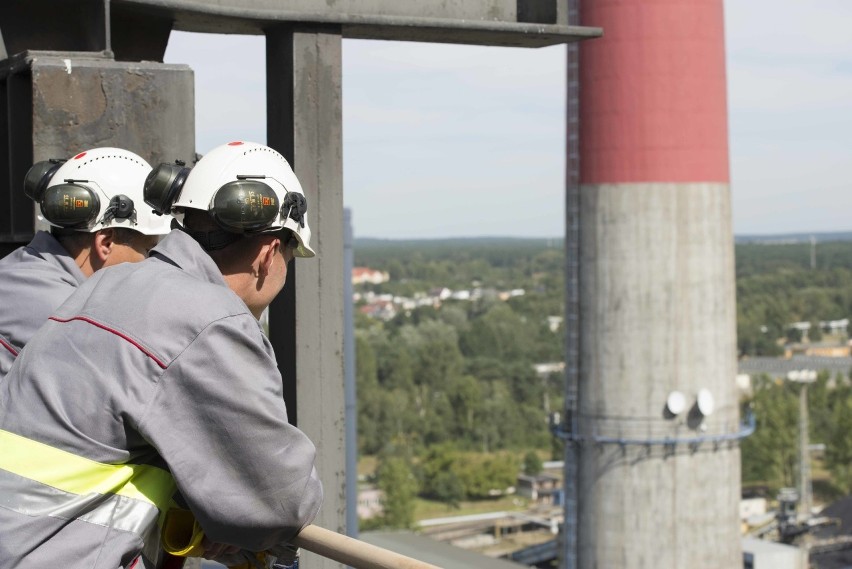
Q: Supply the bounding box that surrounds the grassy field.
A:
[358,454,549,524]
[358,455,378,478]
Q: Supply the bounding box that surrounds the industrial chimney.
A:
[563,1,742,567]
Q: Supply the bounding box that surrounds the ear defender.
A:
[23,159,66,202]
[210,179,280,233]
[39,183,101,228]
[144,160,191,215]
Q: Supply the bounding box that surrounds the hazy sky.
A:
[163,1,852,239]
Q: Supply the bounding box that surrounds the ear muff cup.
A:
[40,183,101,228]
[144,162,191,215]
[210,180,281,233]
[24,160,65,202]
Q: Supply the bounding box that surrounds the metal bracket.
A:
[551,410,756,447]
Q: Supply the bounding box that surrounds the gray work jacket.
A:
[0,231,86,376]
[0,229,323,569]
[0,334,16,377]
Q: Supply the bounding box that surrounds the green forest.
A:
[737,240,852,501]
[742,373,852,500]
[737,240,852,355]
[354,237,852,527]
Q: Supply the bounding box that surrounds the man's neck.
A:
[222,272,264,320]
[56,235,96,278]
[72,249,96,278]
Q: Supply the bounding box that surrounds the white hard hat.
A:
[144,141,314,257]
[23,147,172,235]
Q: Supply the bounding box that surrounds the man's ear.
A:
[258,238,281,278]
[92,228,116,264]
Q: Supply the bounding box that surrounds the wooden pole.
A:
[292,525,442,569]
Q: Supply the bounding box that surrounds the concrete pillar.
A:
[29,55,194,165]
[0,51,194,255]
[574,1,741,567]
[265,26,346,568]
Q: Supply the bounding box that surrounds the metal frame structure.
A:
[563,0,582,565]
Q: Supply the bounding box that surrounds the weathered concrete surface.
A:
[576,182,740,569]
[568,1,739,566]
[0,51,193,249]
[30,54,195,166]
[265,27,346,569]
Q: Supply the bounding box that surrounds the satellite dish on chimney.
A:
[666,391,686,415]
[696,388,715,416]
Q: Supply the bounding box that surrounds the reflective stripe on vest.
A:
[0,429,176,538]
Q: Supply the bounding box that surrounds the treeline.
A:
[357,238,852,359]
[354,238,852,523]
[736,241,852,356]
[354,237,564,296]
[355,238,566,456]
[355,241,565,525]
[356,298,565,455]
[736,239,852,495]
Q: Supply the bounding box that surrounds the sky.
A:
[163,0,852,239]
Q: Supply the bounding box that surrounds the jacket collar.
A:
[28,231,87,285]
[149,229,228,288]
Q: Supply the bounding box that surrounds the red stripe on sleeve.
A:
[49,316,167,369]
[0,337,18,357]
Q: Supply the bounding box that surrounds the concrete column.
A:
[573,1,741,567]
[29,56,194,165]
[0,51,194,254]
[266,26,346,568]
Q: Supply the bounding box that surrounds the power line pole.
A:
[789,369,816,520]
[799,379,813,519]
[810,235,817,271]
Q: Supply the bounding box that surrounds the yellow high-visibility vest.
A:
[0,428,176,556]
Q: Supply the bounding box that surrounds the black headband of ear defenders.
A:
[175,218,299,252]
[173,218,242,252]
[190,185,305,251]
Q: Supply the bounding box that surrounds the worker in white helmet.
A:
[0,147,172,377]
[0,141,321,569]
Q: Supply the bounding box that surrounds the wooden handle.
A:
[291,525,442,569]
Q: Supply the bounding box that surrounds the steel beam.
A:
[111,0,601,47]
